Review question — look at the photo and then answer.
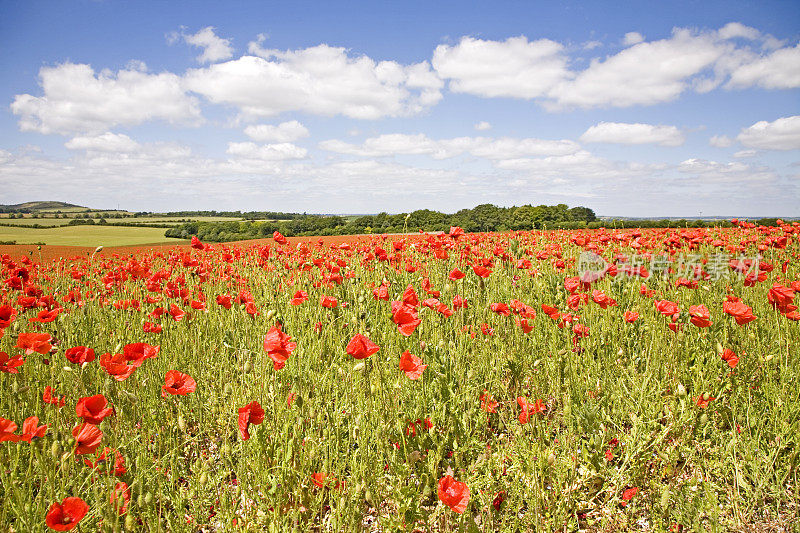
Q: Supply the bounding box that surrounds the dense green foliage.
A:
[165,204,598,241]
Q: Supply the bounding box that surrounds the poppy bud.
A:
[16,385,29,395]
[125,515,137,529]
[702,392,710,401]
[224,383,233,395]
[660,488,671,508]
[676,384,687,398]
[699,413,709,425]
[177,413,186,431]
[199,472,209,486]
[50,441,60,459]
[547,453,555,466]
[114,343,123,353]
[243,361,253,373]
[353,362,365,372]
[715,342,723,355]
[266,310,276,321]
[144,492,153,504]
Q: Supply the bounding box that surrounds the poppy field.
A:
[1,222,799,532]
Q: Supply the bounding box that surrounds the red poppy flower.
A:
[401,284,420,307]
[695,395,716,408]
[472,265,492,278]
[45,496,89,531]
[480,391,498,413]
[720,349,739,369]
[168,303,186,321]
[21,416,48,442]
[0,351,24,373]
[372,283,390,301]
[448,268,466,280]
[591,290,617,309]
[99,352,137,381]
[452,295,468,309]
[143,321,162,333]
[0,304,18,328]
[122,343,159,367]
[448,226,464,239]
[84,446,127,476]
[16,332,53,355]
[72,423,103,454]
[0,418,21,442]
[515,317,534,333]
[43,386,65,407]
[215,294,233,309]
[722,299,757,325]
[688,305,713,328]
[263,324,297,370]
[489,302,510,316]
[76,394,115,425]
[320,295,338,308]
[391,301,421,336]
[273,231,288,245]
[238,401,265,440]
[64,346,95,365]
[190,235,204,249]
[399,351,427,380]
[655,300,679,317]
[517,396,546,424]
[621,487,639,505]
[110,482,131,515]
[623,311,640,323]
[437,475,470,514]
[162,370,196,397]
[311,472,343,489]
[346,334,380,359]
[290,290,308,305]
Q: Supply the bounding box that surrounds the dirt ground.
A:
[0,233,434,262]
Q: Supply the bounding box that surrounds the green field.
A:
[0,225,186,246]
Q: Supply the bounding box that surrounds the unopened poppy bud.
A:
[224,383,233,395]
[16,385,29,395]
[266,310,276,321]
[702,392,710,401]
[177,413,186,431]
[547,453,555,466]
[243,361,253,373]
[144,492,154,504]
[114,343,123,353]
[81,361,90,370]
[63,366,72,372]
[353,362,365,372]
[715,342,723,355]
[700,413,709,425]
[676,384,687,398]
[125,515,137,529]
[50,441,60,459]
[199,472,209,486]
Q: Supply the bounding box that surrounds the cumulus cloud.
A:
[65,132,140,152]
[623,32,645,46]
[318,133,580,160]
[709,135,734,148]
[431,25,799,110]
[243,120,310,142]
[226,141,308,160]
[726,44,800,89]
[432,36,570,99]
[184,44,443,120]
[736,115,800,150]
[580,122,685,146]
[11,63,202,135]
[171,26,234,64]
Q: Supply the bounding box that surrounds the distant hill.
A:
[0,201,87,213]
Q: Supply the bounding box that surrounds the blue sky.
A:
[1,0,798,216]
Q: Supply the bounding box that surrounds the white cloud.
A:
[583,40,602,50]
[474,121,492,131]
[173,26,234,64]
[226,142,308,160]
[11,63,202,135]
[495,150,662,181]
[184,44,442,120]
[736,115,800,150]
[709,135,734,148]
[732,150,758,158]
[243,120,310,142]
[65,132,140,152]
[550,28,726,109]
[580,122,685,146]
[677,158,775,183]
[319,133,580,160]
[623,32,645,46]
[717,22,761,41]
[430,25,799,110]
[726,44,800,89]
[432,36,570,99]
